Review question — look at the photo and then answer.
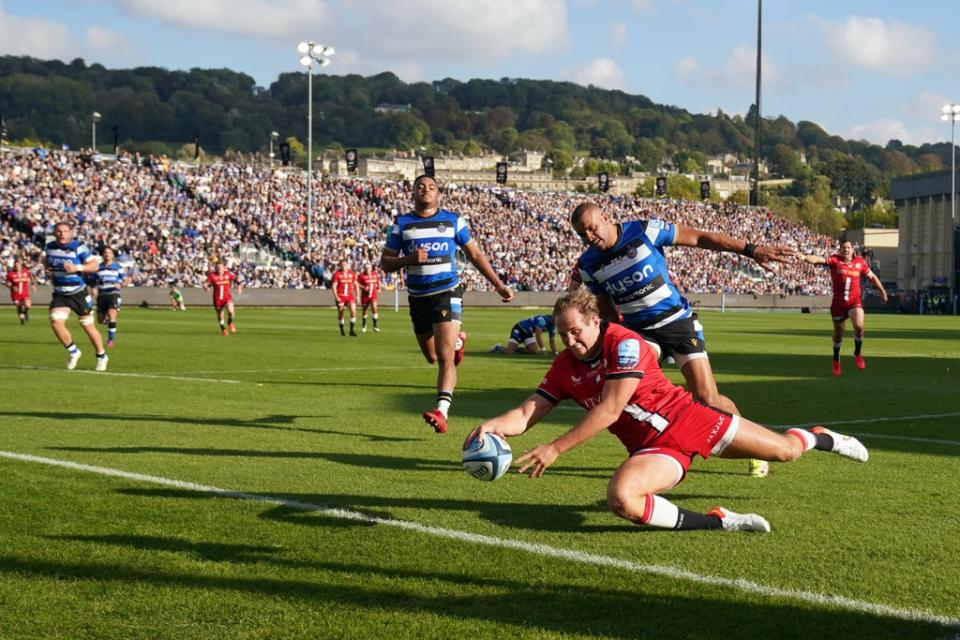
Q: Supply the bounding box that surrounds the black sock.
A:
[339,322,345,335]
[362,316,367,328]
[854,337,863,356]
[228,313,234,324]
[833,341,841,361]
[676,508,723,530]
[373,317,378,328]
[814,431,835,451]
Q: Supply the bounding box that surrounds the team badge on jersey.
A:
[617,339,640,368]
[437,223,446,233]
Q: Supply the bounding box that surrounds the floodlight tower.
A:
[297,41,335,252]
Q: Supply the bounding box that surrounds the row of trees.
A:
[0,55,950,231]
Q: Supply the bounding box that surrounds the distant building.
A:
[891,169,959,293]
[374,103,412,114]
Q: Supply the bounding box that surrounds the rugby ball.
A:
[462,433,512,481]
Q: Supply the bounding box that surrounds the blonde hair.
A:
[552,288,600,320]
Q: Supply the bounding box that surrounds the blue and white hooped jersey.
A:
[517,314,555,338]
[95,261,126,293]
[385,208,471,297]
[44,240,95,295]
[577,219,691,330]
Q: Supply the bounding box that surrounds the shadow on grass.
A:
[0,410,417,442]
[113,485,745,534]
[0,551,945,640]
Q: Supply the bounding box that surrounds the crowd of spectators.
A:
[2,148,846,296]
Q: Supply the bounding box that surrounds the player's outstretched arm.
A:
[517,376,639,478]
[461,241,513,302]
[464,393,555,449]
[674,224,795,271]
[868,271,889,304]
[800,254,827,266]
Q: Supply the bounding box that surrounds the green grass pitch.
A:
[0,305,958,639]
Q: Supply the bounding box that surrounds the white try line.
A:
[0,450,956,630]
[13,366,242,385]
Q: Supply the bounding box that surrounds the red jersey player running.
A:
[466,289,868,533]
[357,263,381,333]
[5,258,35,324]
[203,261,242,335]
[330,260,360,337]
[802,240,888,376]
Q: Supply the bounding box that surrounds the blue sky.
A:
[2,0,958,147]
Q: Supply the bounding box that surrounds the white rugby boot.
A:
[811,427,868,463]
[708,507,771,533]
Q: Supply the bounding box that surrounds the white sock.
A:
[642,495,680,529]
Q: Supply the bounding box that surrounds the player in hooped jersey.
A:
[381,174,513,434]
[490,314,557,355]
[5,258,34,324]
[43,222,108,370]
[203,261,242,335]
[331,261,360,337]
[357,263,381,333]
[466,290,869,533]
[90,247,129,347]
[571,202,794,415]
[802,240,887,376]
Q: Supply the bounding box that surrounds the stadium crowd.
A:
[1,148,843,295]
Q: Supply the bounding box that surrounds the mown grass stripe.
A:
[1,449,957,630]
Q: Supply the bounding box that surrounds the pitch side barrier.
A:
[5,286,887,313]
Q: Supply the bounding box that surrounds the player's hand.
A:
[880,290,889,304]
[752,244,795,271]
[62,262,78,274]
[496,284,514,302]
[463,424,503,450]
[407,246,429,265]
[516,443,560,478]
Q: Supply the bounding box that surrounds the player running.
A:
[331,260,360,337]
[203,261,241,335]
[490,314,557,355]
[467,289,868,533]
[571,201,794,414]
[43,222,108,371]
[357,263,381,333]
[802,240,888,376]
[381,174,513,434]
[5,258,34,324]
[90,247,129,347]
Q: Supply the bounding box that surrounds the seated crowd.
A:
[2,149,842,295]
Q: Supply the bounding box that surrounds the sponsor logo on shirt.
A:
[617,339,640,369]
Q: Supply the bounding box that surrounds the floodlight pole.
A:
[752,0,762,207]
[298,41,335,254]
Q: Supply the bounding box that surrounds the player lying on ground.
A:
[466,289,868,533]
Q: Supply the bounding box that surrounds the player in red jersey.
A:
[357,263,381,333]
[802,240,888,376]
[203,261,242,335]
[466,289,869,533]
[331,260,360,337]
[5,258,35,324]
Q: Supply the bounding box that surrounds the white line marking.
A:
[555,406,960,446]
[13,366,241,384]
[772,412,960,429]
[847,433,960,447]
[146,365,434,375]
[0,450,956,629]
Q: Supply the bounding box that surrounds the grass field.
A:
[0,305,958,639]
